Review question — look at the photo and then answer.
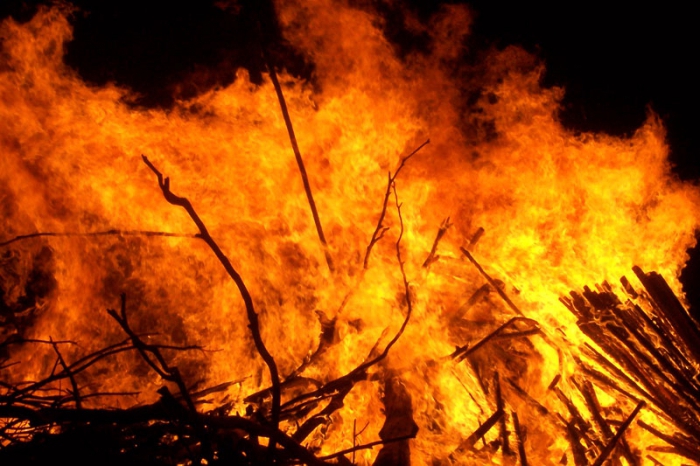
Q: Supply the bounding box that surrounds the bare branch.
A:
[591,401,645,466]
[460,247,523,316]
[261,48,334,273]
[423,217,452,268]
[0,230,195,248]
[49,337,81,409]
[364,139,430,270]
[318,434,417,461]
[141,155,281,446]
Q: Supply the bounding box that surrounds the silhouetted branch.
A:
[49,337,81,409]
[460,247,523,316]
[261,47,334,273]
[317,434,416,461]
[0,230,195,248]
[423,216,452,268]
[591,401,644,466]
[141,155,282,445]
[364,139,429,270]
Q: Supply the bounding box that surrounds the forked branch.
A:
[141,155,281,445]
[364,139,430,270]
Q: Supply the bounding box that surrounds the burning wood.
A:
[2,1,700,464]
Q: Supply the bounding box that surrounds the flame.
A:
[1,2,699,464]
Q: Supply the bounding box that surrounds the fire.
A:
[1,2,699,465]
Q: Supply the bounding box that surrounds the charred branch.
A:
[591,401,644,466]
[279,183,415,426]
[261,46,334,274]
[0,230,196,248]
[456,409,503,453]
[363,139,429,270]
[141,156,282,446]
[460,247,524,316]
[48,338,81,410]
[494,372,511,456]
[512,411,528,466]
[422,217,452,268]
[451,316,539,362]
[637,420,700,463]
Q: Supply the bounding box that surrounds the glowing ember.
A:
[1,2,699,464]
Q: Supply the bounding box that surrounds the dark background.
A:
[1,1,698,309]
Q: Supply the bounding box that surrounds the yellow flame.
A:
[1,2,698,464]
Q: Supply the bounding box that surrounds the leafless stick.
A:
[512,411,528,466]
[363,139,429,270]
[459,409,504,451]
[578,378,638,465]
[637,420,700,463]
[107,294,196,414]
[467,227,485,249]
[141,155,281,447]
[353,419,357,465]
[392,181,412,331]
[460,248,523,316]
[0,230,195,248]
[6,340,136,403]
[49,337,81,410]
[495,372,511,455]
[262,49,334,273]
[280,184,415,414]
[423,217,452,268]
[591,401,644,466]
[504,377,549,416]
[451,317,538,362]
[318,434,416,461]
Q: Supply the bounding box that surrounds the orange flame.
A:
[1,2,699,464]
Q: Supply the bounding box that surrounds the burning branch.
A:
[0,230,195,248]
[460,247,523,316]
[512,411,528,466]
[272,181,418,453]
[422,216,452,268]
[364,139,430,270]
[107,294,197,414]
[48,337,81,410]
[283,139,429,381]
[140,155,282,448]
[591,401,644,466]
[261,47,334,273]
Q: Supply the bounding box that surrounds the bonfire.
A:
[1,2,699,465]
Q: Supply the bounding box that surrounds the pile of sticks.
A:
[562,267,700,464]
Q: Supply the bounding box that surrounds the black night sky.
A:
[1,1,698,310]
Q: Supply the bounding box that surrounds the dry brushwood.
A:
[0,309,329,465]
[564,267,700,464]
[141,155,284,455]
[0,167,421,465]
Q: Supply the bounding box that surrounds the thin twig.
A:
[107,295,196,414]
[512,411,528,466]
[317,434,416,461]
[451,317,538,362]
[460,409,504,451]
[591,401,645,466]
[495,372,511,455]
[280,183,415,416]
[141,155,281,449]
[364,139,429,270]
[460,247,523,316]
[49,337,81,410]
[0,230,195,248]
[262,47,334,272]
[423,217,452,268]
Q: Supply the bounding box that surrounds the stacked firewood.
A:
[561,267,700,464]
